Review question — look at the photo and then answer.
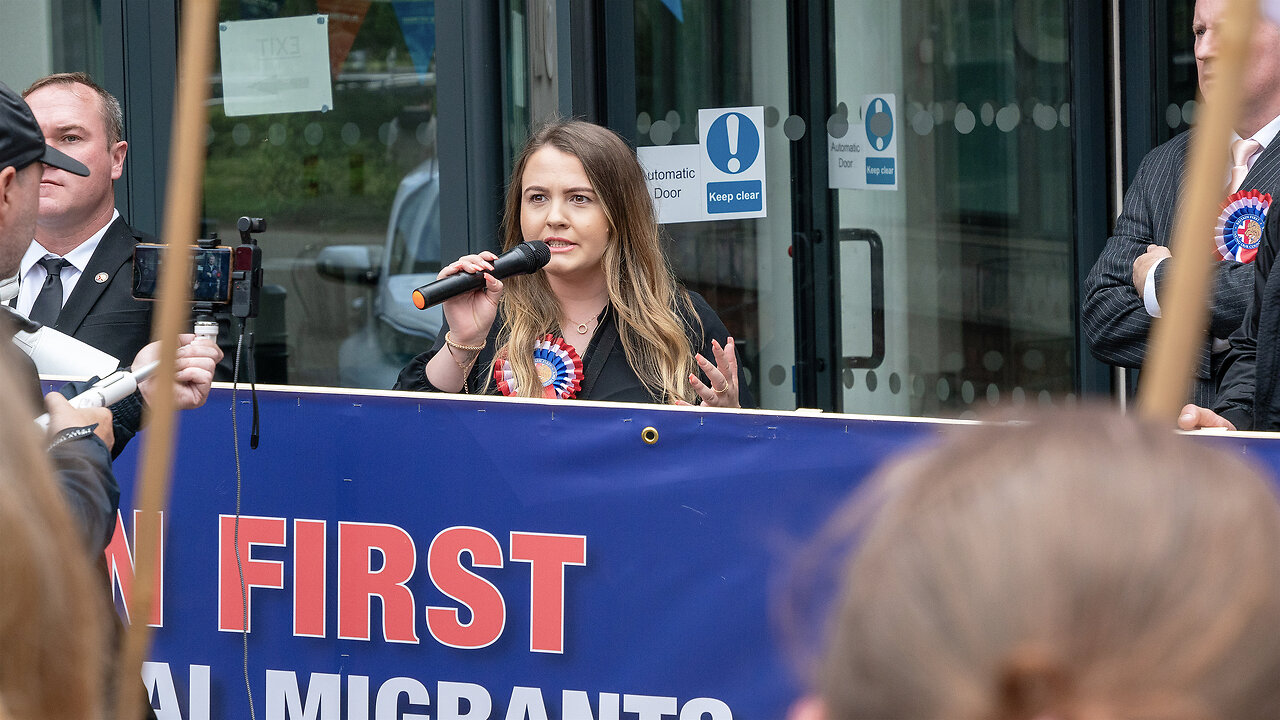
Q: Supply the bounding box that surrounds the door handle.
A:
[839,228,885,370]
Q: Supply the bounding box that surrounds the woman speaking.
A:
[395,120,750,408]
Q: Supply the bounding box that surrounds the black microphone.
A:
[412,241,552,309]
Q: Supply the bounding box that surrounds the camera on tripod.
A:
[131,216,265,323]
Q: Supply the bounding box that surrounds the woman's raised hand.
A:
[681,337,741,408]
[439,251,504,343]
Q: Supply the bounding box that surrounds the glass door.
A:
[203,0,442,388]
[627,0,796,410]
[830,0,1079,418]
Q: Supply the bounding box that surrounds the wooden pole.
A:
[112,1,216,717]
[1138,0,1259,422]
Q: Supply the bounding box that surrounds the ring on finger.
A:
[713,383,728,394]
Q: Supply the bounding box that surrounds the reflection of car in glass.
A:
[316,159,442,388]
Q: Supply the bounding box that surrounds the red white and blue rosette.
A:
[1215,189,1272,263]
[493,334,583,399]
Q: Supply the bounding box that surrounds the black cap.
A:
[0,81,90,177]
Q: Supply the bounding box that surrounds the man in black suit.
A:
[18,73,152,365]
[1181,210,1280,431]
[2,77,223,535]
[0,79,119,549]
[1081,0,1280,408]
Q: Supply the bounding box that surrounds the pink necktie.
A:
[1228,138,1263,194]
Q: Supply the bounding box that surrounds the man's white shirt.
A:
[16,208,120,318]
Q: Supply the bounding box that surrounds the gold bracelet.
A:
[445,331,486,353]
[444,332,485,393]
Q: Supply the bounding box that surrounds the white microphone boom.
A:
[34,361,160,430]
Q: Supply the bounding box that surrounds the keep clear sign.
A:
[637,106,767,224]
[219,15,335,117]
[829,94,899,191]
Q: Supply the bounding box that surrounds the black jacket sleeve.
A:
[1215,206,1275,430]
[394,320,499,393]
[58,380,146,458]
[48,428,120,554]
[2,325,122,554]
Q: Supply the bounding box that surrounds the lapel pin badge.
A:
[94,272,109,284]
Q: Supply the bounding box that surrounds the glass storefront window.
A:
[833,0,1077,418]
[632,0,794,410]
[0,2,103,102]
[1161,2,1198,140]
[1,0,1196,411]
[628,0,1081,416]
[205,0,440,388]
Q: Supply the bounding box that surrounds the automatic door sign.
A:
[638,106,767,224]
[640,144,702,224]
[829,93,899,191]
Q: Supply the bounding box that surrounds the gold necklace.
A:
[564,308,604,335]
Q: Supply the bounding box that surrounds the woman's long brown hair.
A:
[489,120,698,402]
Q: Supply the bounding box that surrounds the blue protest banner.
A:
[100,387,1280,719]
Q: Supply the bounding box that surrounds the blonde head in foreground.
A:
[794,408,1280,720]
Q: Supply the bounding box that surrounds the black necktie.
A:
[28,256,70,326]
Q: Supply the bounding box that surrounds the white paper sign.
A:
[219,15,334,117]
[829,93,899,191]
[637,105,767,224]
[638,144,704,224]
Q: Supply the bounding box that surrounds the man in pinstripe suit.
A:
[1082,0,1280,408]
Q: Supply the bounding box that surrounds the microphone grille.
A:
[524,240,552,268]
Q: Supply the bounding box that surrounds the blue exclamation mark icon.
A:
[705,111,763,213]
[726,114,740,173]
[707,112,759,175]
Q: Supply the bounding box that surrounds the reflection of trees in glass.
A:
[349,5,416,67]
[205,1,436,230]
[204,91,419,230]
